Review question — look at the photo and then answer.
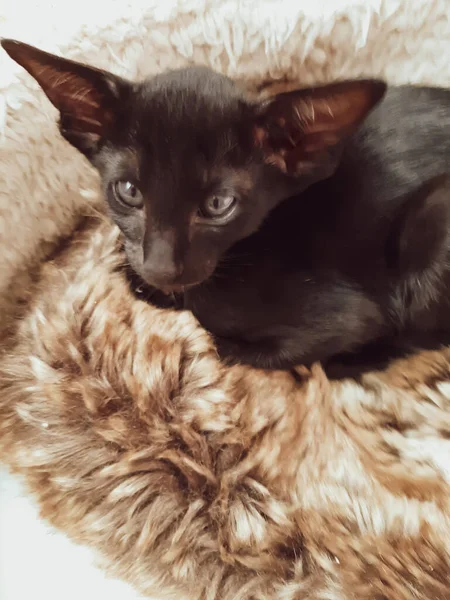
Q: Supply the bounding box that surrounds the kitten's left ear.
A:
[1,39,131,158]
[252,79,386,177]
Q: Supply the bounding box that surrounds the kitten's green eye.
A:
[113,181,143,208]
[198,194,236,221]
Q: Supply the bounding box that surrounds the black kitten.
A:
[3,39,450,369]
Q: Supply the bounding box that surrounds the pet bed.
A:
[0,1,450,599]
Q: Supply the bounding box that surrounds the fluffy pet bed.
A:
[1,1,450,599]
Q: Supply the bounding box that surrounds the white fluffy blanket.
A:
[1,1,449,599]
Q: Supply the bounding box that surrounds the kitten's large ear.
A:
[253,79,386,177]
[1,39,130,157]
[388,175,450,278]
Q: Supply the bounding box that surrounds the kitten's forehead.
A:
[135,66,247,128]
[123,66,251,181]
[145,66,240,99]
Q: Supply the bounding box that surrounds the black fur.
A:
[3,39,450,369]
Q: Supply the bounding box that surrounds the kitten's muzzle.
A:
[141,232,184,286]
[130,231,216,292]
[139,261,205,294]
[138,265,211,294]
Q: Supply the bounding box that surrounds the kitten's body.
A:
[184,87,450,367]
[3,39,450,370]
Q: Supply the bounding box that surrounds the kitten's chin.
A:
[157,281,202,295]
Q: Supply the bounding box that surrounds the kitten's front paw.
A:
[214,335,284,370]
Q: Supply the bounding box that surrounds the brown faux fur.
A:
[0,216,449,599]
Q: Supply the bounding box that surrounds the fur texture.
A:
[0,217,450,599]
[1,1,450,598]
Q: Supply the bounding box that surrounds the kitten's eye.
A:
[198,194,236,221]
[113,181,144,208]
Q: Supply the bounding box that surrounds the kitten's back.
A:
[347,85,450,199]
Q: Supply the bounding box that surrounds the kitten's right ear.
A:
[252,79,386,178]
[1,39,131,158]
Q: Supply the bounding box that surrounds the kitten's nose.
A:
[142,232,183,285]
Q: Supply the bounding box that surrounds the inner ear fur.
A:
[253,79,387,176]
[1,38,130,156]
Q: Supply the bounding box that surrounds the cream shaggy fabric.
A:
[1,217,450,600]
[1,1,450,599]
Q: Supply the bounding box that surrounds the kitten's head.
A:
[2,39,385,292]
